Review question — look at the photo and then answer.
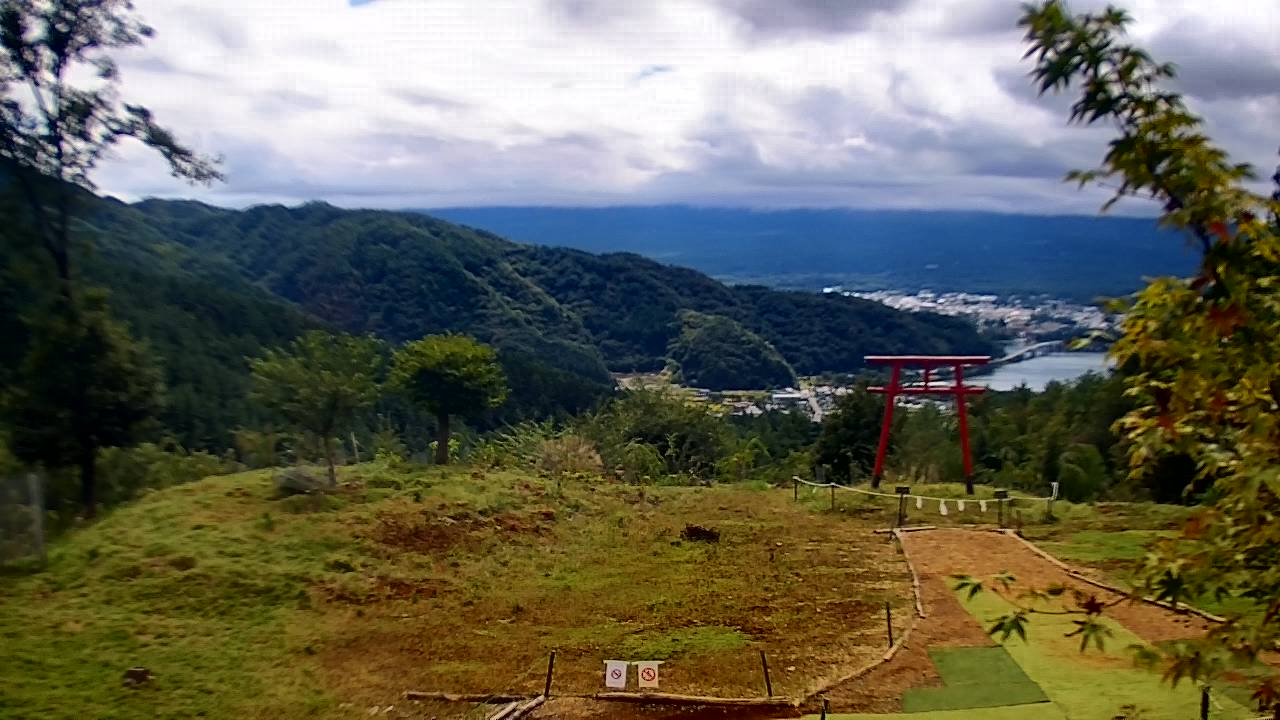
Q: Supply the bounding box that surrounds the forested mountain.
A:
[432,206,1199,300]
[4,192,995,449]
[2,192,313,450]
[668,311,797,390]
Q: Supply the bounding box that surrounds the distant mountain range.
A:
[428,206,1200,301]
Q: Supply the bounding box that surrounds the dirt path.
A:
[820,528,1214,713]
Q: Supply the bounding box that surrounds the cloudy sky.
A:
[96,0,1279,215]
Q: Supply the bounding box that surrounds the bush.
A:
[470,420,559,469]
[584,390,731,482]
[615,441,666,484]
[96,442,239,506]
[538,434,602,477]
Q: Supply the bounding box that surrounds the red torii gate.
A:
[865,355,991,495]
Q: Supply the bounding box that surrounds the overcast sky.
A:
[95,0,1279,215]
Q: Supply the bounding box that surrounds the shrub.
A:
[584,390,731,481]
[96,442,239,506]
[538,434,603,477]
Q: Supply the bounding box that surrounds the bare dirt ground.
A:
[393,527,1231,719]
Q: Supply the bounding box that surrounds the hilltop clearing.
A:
[0,465,908,719]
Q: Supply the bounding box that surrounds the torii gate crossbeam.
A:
[865,355,991,494]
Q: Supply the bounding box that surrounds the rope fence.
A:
[792,475,1059,527]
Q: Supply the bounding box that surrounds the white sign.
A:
[634,661,662,689]
[604,660,628,689]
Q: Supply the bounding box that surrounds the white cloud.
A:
[91,0,1280,213]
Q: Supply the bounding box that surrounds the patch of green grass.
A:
[957,589,1254,720]
[1038,529,1175,564]
[614,626,751,660]
[812,704,1069,720]
[903,646,1048,712]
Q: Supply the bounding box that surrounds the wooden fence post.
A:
[994,490,1009,529]
[28,473,45,567]
[544,650,556,697]
[885,602,894,647]
[759,651,773,698]
[895,486,910,528]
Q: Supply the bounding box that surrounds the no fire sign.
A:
[635,661,661,689]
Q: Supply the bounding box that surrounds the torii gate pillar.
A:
[866,355,991,495]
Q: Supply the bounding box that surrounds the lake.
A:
[976,352,1111,391]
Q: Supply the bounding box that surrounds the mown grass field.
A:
[0,464,912,719]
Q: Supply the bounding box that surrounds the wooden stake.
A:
[821,698,830,719]
[544,650,556,697]
[28,473,45,566]
[759,650,773,698]
[830,484,835,511]
[1200,687,1209,720]
[794,477,798,501]
[885,602,894,647]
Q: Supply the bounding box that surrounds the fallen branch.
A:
[874,525,936,534]
[892,528,928,619]
[801,618,918,700]
[592,692,797,707]
[485,701,522,720]
[492,696,545,720]
[403,691,529,703]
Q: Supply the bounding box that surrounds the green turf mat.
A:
[902,646,1049,712]
[807,702,1068,720]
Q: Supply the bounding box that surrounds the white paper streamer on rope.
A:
[979,500,988,513]
[939,500,949,516]
[957,500,966,512]
[915,496,924,509]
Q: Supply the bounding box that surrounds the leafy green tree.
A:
[583,389,731,481]
[391,334,508,465]
[0,0,220,301]
[812,386,885,484]
[249,331,384,486]
[6,292,162,516]
[966,2,1280,705]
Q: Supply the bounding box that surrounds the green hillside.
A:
[668,310,797,390]
[4,191,994,449]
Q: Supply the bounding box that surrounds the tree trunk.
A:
[79,444,97,519]
[434,413,451,465]
[322,435,337,487]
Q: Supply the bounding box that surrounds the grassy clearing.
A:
[810,586,1255,720]
[0,464,909,719]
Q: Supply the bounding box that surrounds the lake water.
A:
[976,352,1111,391]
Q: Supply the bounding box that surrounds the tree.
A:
[391,334,507,465]
[6,291,162,516]
[966,2,1280,708]
[249,331,384,486]
[1,0,221,302]
[812,387,884,484]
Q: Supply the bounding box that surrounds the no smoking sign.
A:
[603,660,662,689]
